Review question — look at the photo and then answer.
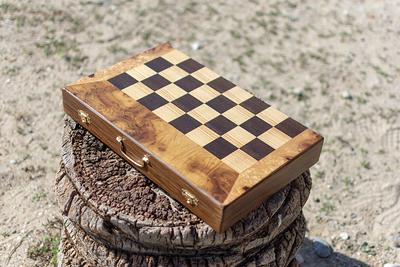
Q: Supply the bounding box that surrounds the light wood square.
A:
[126,65,156,81]
[156,83,186,101]
[188,104,219,124]
[186,125,219,147]
[161,49,189,64]
[222,149,257,173]
[191,67,220,83]
[256,107,288,126]
[122,82,153,100]
[223,86,253,104]
[258,127,291,149]
[159,66,189,82]
[189,85,220,103]
[222,105,254,125]
[222,126,256,148]
[153,103,185,122]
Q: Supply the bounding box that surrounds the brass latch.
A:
[78,110,91,124]
[181,189,198,207]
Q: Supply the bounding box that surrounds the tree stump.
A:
[55,116,311,267]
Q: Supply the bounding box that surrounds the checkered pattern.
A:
[107,49,307,173]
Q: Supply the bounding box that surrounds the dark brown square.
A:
[177,58,204,73]
[172,94,202,112]
[142,74,171,90]
[241,138,274,160]
[275,118,307,138]
[204,137,237,159]
[137,92,168,111]
[175,75,203,92]
[207,77,236,93]
[206,95,236,113]
[240,116,272,136]
[240,96,270,114]
[170,114,201,134]
[108,73,137,89]
[145,57,173,72]
[205,115,236,135]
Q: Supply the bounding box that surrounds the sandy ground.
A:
[0,0,399,266]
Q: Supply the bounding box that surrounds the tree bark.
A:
[56,116,311,267]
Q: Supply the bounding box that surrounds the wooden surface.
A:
[56,117,312,266]
[58,217,304,267]
[63,43,323,231]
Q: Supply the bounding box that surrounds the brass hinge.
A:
[77,110,91,124]
[181,189,198,207]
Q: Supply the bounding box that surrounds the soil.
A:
[0,0,399,266]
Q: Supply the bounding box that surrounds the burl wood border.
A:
[72,43,175,86]
[63,43,323,232]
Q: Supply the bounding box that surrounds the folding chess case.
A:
[62,43,323,232]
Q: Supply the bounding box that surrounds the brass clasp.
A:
[181,189,198,207]
[77,110,91,124]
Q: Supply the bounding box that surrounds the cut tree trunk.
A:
[56,116,311,267]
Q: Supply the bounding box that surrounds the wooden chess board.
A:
[63,43,323,232]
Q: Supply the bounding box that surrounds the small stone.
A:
[339,232,350,240]
[292,87,306,100]
[313,238,333,258]
[9,159,16,164]
[191,42,201,51]
[295,253,304,264]
[383,264,400,267]
[293,87,303,95]
[341,90,353,100]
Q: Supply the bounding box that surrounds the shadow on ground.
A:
[300,238,371,267]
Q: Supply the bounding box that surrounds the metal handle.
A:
[116,136,150,168]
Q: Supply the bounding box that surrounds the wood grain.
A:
[63,81,240,231]
[56,119,311,265]
[71,43,173,86]
[62,43,324,232]
[222,130,323,231]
